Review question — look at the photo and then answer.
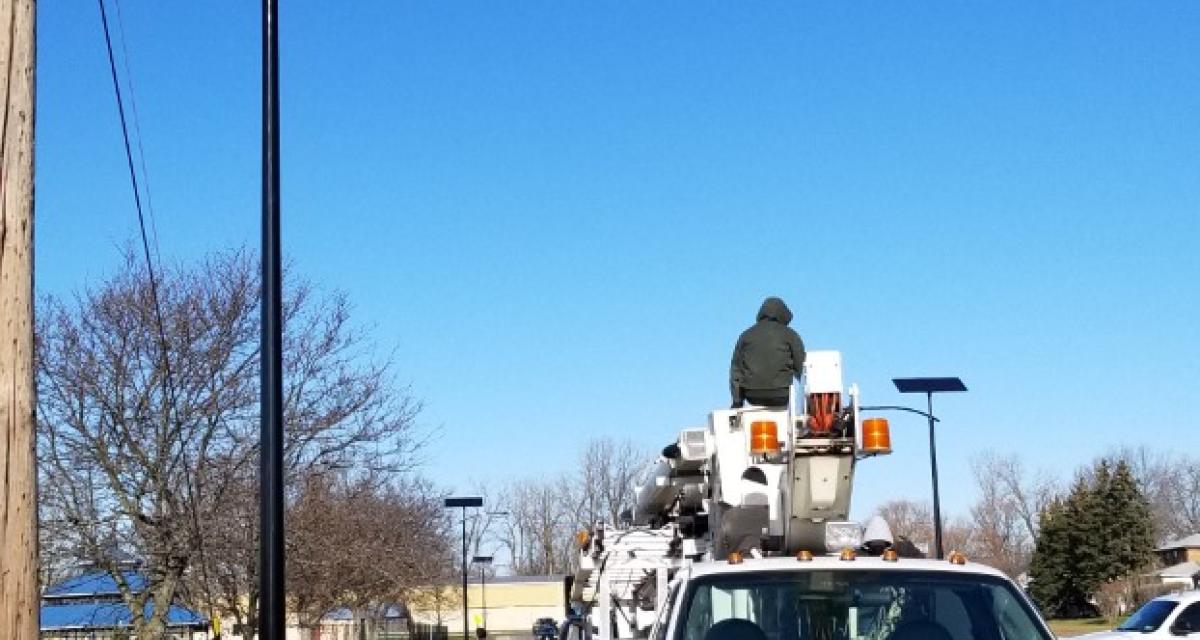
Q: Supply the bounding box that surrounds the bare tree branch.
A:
[37,249,429,637]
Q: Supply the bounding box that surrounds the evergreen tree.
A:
[1064,475,1104,614]
[1029,499,1072,616]
[1099,460,1155,578]
[1074,462,1111,588]
[1029,458,1158,618]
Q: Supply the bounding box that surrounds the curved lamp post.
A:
[863,376,967,560]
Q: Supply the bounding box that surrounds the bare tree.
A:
[495,438,651,576]
[969,489,1027,577]
[498,477,576,575]
[288,472,450,636]
[406,582,462,632]
[874,500,979,561]
[188,471,259,635]
[875,499,934,554]
[967,453,1057,577]
[973,453,1056,542]
[571,438,645,525]
[37,499,78,588]
[1163,461,1200,539]
[461,482,507,564]
[37,250,423,637]
[942,517,977,558]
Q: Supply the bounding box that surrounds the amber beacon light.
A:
[750,421,780,455]
[861,418,892,454]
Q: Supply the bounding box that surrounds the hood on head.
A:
[757,297,793,325]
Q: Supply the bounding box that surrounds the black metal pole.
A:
[462,510,469,640]
[259,0,285,637]
[927,392,943,560]
[481,564,487,629]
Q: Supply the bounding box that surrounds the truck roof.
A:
[681,555,1012,581]
[1149,589,1200,604]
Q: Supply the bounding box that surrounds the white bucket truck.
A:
[567,351,1054,640]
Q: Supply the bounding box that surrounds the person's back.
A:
[729,297,806,408]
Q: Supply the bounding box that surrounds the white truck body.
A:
[568,351,1055,640]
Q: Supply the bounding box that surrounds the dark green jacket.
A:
[729,297,806,402]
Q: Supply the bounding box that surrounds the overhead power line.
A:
[111,0,162,265]
[96,0,177,414]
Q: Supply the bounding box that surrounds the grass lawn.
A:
[1047,617,1121,637]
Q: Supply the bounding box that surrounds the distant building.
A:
[217,575,567,640]
[407,575,569,640]
[41,568,208,639]
[1153,534,1200,589]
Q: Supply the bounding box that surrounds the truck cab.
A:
[651,557,1054,640]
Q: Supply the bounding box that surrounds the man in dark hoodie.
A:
[729,297,806,408]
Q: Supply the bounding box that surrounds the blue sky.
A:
[38,2,1199,524]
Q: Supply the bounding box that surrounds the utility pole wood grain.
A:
[0,0,37,637]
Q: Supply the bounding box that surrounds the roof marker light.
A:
[882,549,899,562]
[839,548,857,561]
[796,550,813,562]
[948,551,968,565]
[727,551,744,565]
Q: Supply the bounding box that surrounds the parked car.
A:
[532,616,559,639]
[1077,590,1200,638]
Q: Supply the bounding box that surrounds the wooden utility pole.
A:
[0,0,37,637]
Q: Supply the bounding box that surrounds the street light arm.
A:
[859,405,940,422]
[864,400,949,559]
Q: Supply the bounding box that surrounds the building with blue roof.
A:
[41,568,208,639]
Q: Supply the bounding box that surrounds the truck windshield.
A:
[1115,599,1177,632]
[676,570,1051,640]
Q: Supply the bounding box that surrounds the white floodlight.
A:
[824,521,863,551]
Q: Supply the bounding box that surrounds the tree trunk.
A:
[0,0,37,637]
[134,569,182,638]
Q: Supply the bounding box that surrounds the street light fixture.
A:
[890,376,967,560]
[445,496,483,640]
[472,555,494,631]
[470,510,510,528]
